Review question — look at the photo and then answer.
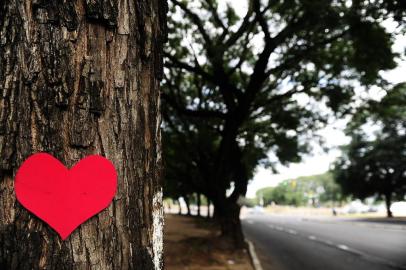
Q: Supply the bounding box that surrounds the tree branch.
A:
[162,92,226,119]
[265,29,349,78]
[224,1,255,47]
[203,0,228,36]
[244,14,308,101]
[171,0,213,46]
[253,0,271,42]
[165,52,212,81]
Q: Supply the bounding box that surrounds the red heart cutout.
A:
[15,153,117,240]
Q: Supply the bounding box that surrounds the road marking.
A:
[307,235,406,270]
[308,235,317,240]
[267,225,298,236]
[248,220,406,270]
[337,244,349,251]
[246,240,264,270]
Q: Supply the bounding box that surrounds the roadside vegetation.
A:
[256,173,343,207]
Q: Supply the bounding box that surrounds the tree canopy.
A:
[162,0,405,244]
[334,83,406,217]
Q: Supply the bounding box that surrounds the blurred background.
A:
[161,1,406,269]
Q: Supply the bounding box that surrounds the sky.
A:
[247,121,350,197]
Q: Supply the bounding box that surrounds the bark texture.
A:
[0,0,167,269]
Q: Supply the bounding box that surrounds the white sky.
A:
[247,121,349,197]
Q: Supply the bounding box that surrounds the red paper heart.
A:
[15,153,117,240]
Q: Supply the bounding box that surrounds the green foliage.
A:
[334,83,406,203]
[162,0,405,213]
[256,173,343,206]
[239,197,257,207]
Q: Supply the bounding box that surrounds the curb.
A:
[246,239,263,270]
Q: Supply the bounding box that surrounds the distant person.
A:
[332,208,337,216]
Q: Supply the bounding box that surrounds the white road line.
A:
[246,240,264,270]
[268,225,298,236]
[247,220,254,225]
[308,235,317,240]
[291,230,406,270]
[337,244,349,251]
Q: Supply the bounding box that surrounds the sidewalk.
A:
[164,214,254,270]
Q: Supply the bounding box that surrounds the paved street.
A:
[242,213,406,270]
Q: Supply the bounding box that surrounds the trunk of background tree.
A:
[183,195,191,216]
[197,193,201,217]
[210,140,248,248]
[0,0,167,269]
[214,200,245,248]
[385,193,393,218]
[177,198,182,215]
[207,199,211,219]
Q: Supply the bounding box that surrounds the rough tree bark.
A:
[0,0,167,269]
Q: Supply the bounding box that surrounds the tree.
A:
[257,173,343,206]
[162,124,206,216]
[163,0,403,246]
[0,1,167,269]
[334,83,406,218]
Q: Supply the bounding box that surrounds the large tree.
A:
[334,83,406,218]
[162,0,404,246]
[0,0,166,269]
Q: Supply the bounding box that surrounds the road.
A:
[242,213,406,270]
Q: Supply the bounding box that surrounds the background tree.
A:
[0,0,166,269]
[163,0,402,246]
[162,0,403,246]
[256,173,343,206]
[334,83,406,217]
[163,117,210,216]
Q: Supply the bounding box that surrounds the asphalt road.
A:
[242,213,406,270]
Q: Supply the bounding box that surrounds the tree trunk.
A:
[214,200,245,248]
[197,193,201,217]
[184,195,191,216]
[385,193,393,218]
[0,0,167,269]
[177,198,182,215]
[207,199,211,219]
